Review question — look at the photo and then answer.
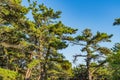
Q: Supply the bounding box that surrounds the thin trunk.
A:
[86,46,92,80]
[86,59,92,80]
[86,54,92,80]
[86,58,90,80]
[37,75,40,80]
[25,68,31,80]
[25,54,33,80]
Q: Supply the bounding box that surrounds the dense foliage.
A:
[0,0,120,80]
[0,0,76,80]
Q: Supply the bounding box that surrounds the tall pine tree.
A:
[73,29,112,80]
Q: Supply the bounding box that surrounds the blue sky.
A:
[22,0,120,66]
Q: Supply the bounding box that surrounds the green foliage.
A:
[72,64,87,80]
[1,0,116,80]
[72,63,111,80]
[108,52,120,79]
[0,68,19,80]
[47,60,73,80]
[0,0,76,80]
[107,43,120,80]
[28,60,41,69]
[113,18,120,25]
[73,29,112,80]
[112,43,120,52]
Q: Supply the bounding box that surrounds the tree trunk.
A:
[86,46,92,80]
[86,55,92,80]
[37,75,40,80]
[25,54,32,80]
[25,68,31,80]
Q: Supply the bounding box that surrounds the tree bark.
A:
[25,68,31,80]
[86,51,92,80]
[86,58,91,80]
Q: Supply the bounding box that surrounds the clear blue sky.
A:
[22,0,120,66]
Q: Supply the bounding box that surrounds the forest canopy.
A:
[0,0,120,80]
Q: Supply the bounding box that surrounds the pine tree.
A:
[0,0,77,80]
[73,29,112,80]
[28,2,77,79]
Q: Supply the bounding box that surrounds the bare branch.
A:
[73,54,87,63]
[70,41,86,46]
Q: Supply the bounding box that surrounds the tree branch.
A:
[73,54,87,63]
[91,60,106,74]
[70,41,86,46]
